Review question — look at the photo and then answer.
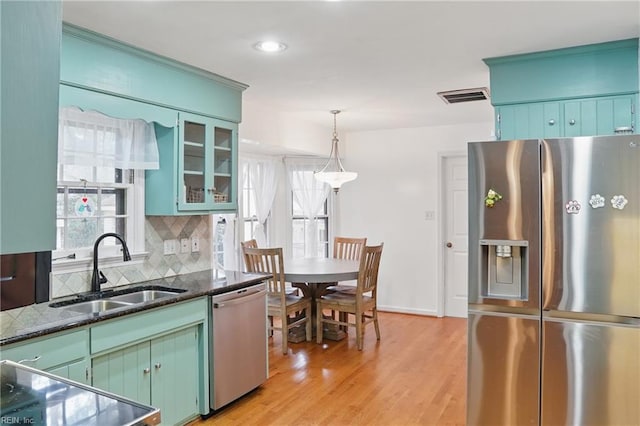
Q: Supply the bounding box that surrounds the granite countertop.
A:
[0,269,269,346]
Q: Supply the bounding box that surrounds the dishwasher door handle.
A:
[212,288,266,308]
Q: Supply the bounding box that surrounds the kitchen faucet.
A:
[91,233,132,293]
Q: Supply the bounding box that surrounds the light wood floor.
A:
[190,312,467,426]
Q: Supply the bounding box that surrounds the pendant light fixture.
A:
[314,110,357,192]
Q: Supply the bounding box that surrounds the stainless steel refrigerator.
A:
[467,135,640,426]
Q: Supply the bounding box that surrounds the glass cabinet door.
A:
[179,113,210,210]
[212,124,234,206]
[178,113,237,211]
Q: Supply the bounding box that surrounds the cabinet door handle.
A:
[143,367,151,374]
[155,363,162,370]
[18,355,41,364]
[548,119,555,126]
[568,119,576,126]
[615,126,633,134]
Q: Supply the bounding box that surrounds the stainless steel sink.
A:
[50,286,186,313]
[107,290,182,304]
[62,299,133,314]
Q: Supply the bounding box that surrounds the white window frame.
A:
[52,169,147,273]
[240,160,271,243]
[285,163,333,259]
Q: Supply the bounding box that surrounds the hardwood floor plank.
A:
[190,312,467,425]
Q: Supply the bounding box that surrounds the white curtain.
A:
[240,156,279,247]
[58,106,160,170]
[244,156,279,247]
[285,158,331,258]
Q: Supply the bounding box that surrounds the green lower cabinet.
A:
[92,341,151,405]
[92,326,200,425]
[47,359,89,384]
[0,329,89,385]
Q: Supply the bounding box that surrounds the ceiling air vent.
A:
[437,87,490,104]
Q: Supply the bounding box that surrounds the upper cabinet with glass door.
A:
[146,112,238,215]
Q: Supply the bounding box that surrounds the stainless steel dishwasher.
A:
[210,282,268,410]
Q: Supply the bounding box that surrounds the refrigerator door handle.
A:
[543,310,640,327]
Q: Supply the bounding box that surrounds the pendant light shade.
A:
[314,110,357,192]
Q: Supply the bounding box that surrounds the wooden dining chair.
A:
[326,236,367,294]
[240,239,258,272]
[316,243,384,350]
[242,239,299,296]
[243,247,312,354]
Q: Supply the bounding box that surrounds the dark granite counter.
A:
[0,269,269,346]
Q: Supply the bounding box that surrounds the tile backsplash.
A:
[51,215,212,299]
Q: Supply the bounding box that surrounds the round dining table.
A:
[284,257,360,341]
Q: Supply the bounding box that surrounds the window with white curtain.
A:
[239,156,279,247]
[241,161,266,242]
[54,107,159,264]
[285,158,332,258]
[292,193,329,258]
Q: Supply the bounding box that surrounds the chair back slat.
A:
[357,243,384,297]
[333,237,367,260]
[240,239,258,272]
[243,247,287,296]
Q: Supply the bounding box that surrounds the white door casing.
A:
[441,155,468,318]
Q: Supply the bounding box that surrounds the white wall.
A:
[337,122,492,316]
[240,100,329,156]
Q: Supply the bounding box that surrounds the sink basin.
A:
[49,285,187,313]
[62,300,133,314]
[107,290,183,304]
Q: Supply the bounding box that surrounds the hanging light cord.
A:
[318,110,347,173]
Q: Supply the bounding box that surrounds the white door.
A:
[443,156,468,317]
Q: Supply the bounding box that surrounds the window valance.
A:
[58,106,160,170]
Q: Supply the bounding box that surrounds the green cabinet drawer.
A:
[1,329,87,371]
[91,298,207,354]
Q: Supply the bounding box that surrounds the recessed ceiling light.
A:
[253,40,288,53]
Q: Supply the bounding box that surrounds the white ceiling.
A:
[62,1,640,133]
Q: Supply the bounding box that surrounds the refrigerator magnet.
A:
[485,189,502,208]
[611,195,628,210]
[565,200,581,214]
[589,194,605,209]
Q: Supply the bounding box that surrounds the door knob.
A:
[143,368,150,374]
[446,242,453,248]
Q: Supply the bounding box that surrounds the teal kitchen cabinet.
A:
[0,1,61,254]
[563,95,635,137]
[146,113,238,215]
[90,298,209,425]
[0,329,89,384]
[496,95,636,140]
[60,25,245,215]
[485,38,639,140]
[496,102,560,140]
[92,327,199,425]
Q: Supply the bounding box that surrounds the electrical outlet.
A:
[425,210,435,221]
[163,239,176,255]
[191,237,200,253]
[180,238,190,253]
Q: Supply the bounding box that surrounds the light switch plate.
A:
[180,238,190,253]
[191,237,200,252]
[163,239,176,255]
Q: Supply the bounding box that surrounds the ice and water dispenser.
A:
[480,239,529,300]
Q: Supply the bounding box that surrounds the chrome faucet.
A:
[91,233,132,293]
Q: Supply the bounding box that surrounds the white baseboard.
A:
[376,305,438,317]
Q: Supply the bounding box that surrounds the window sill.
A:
[51,252,148,275]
